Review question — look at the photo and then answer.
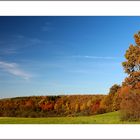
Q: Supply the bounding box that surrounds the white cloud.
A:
[0,61,31,80]
[72,55,118,60]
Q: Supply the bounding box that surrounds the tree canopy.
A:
[122,31,140,88]
[120,31,140,121]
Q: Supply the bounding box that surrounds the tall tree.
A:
[122,31,140,88]
[120,31,140,121]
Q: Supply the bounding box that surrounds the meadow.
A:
[0,111,139,124]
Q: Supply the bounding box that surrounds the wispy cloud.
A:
[72,55,118,60]
[0,35,43,56]
[41,22,52,32]
[0,61,31,80]
[0,48,17,55]
[15,35,24,39]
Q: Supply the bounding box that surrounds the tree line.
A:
[0,83,121,118]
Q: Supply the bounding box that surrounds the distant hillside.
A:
[0,95,106,117]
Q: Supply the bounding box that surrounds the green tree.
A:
[109,84,121,95]
[100,84,120,112]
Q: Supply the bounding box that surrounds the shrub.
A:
[120,91,140,121]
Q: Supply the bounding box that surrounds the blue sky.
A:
[0,16,139,98]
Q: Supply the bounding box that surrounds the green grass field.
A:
[0,111,139,124]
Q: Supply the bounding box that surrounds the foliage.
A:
[100,84,121,112]
[122,32,140,88]
[120,91,140,121]
[109,84,121,95]
[120,31,140,121]
[112,92,122,111]
[0,95,105,117]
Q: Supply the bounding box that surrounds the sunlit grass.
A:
[0,111,139,124]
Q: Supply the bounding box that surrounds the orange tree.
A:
[120,31,140,121]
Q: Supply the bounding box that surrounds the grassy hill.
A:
[0,111,139,124]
